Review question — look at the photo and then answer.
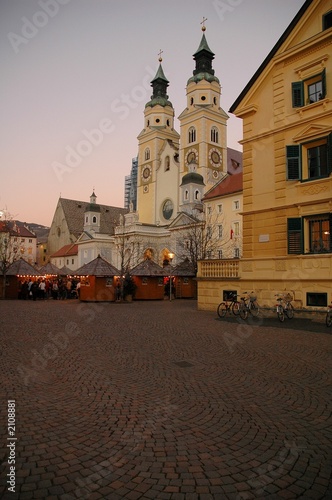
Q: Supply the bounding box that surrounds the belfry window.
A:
[188,127,196,144]
[145,148,150,161]
[211,126,219,143]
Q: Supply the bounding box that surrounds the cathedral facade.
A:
[48,27,242,273]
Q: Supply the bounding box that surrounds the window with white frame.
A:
[233,222,240,236]
[287,214,331,254]
[234,248,240,258]
[286,134,331,181]
[233,200,240,211]
[217,204,223,213]
[292,69,326,107]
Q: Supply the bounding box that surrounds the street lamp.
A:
[168,252,174,301]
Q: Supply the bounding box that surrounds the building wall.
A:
[47,201,71,257]
[204,191,243,259]
[197,1,332,311]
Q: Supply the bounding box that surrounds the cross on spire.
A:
[201,16,207,31]
[158,49,163,62]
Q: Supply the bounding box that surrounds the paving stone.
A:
[0,300,331,499]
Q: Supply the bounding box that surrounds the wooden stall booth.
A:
[129,259,166,300]
[171,259,197,299]
[0,258,41,299]
[75,255,121,302]
[39,262,62,276]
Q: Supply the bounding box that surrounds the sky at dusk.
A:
[1,0,305,227]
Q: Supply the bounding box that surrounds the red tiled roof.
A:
[0,220,36,238]
[50,243,78,258]
[203,172,243,200]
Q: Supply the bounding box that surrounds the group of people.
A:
[18,278,81,301]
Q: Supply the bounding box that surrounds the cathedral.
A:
[48,26,242,272]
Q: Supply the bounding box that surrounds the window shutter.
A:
[321,68,326,99]
[288,218,303,254]
[292,81,304,107]
[327,132,332,174]
[286,145,301,180]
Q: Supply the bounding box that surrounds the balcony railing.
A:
[198,259,239,278]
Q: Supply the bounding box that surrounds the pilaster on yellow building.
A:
[197,0,332,312]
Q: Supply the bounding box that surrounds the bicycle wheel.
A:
[326,310,332,327]
[232,301,240,316]
[285,303,294,319]
[217,302,227,318]
[277,304,285,322]
[239,303,248,320]
[249,301,259,317]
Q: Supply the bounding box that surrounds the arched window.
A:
[184,190,189,201]
[195,190,200,200]
[211,126,219,143]
[190,97,194,105]
[188,127,196,144]
[165,156,170,171]
[92,216,97,223]
[144,248,154,260]
[144,148,150,160]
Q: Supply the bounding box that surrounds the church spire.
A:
[145,51,173,108]
[188,21,219,84]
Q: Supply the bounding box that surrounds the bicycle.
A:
[275,293,294,322]
[326,302,332,327]
[239,292,260,320]
[217,292,241,318]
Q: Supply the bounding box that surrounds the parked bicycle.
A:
[326,302,332,327]
[217,292,241,318]
[275,293,294,322]
[239,291,260,320]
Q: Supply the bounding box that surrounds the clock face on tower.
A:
[209,148,222,168]
[141,165,152,182]
[185,148,198,167]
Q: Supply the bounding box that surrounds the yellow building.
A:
[197,0,332,311]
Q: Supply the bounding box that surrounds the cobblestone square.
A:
[0,299,331,499]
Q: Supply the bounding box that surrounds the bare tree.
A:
[115,229,141,275]
[176,209,234,274]
[0,211,20,298]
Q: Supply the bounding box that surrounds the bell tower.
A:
[178,21,228,194]
[137,53,180,225]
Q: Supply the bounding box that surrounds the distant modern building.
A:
[124,157,138,210]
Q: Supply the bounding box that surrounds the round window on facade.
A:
[162,199,173,220]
